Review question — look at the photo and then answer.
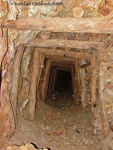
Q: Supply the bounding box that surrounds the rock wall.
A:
[1,0,113,23]
[103,45,113,123]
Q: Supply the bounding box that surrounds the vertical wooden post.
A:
[48,67,54,94]
[41,60,51,101]
[80,59,88,108]
[91,57,97,120]
[51,67,57,93]
[71,65,75,93]
[36,54,45,99]
[81,69,87,108]
[29,49,39,120]
[11,45,25,127]
[75,59,82,104]
[45,62,51,100]
[98,46,109,136]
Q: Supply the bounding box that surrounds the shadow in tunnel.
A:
[46,68,75,108]
[55,70,73,92]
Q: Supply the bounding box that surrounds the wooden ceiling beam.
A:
[26,39,103,50]
[7,17,113,34]
[36,48,94,59]
[46,59,75,65]
[53,67,71,72]
[45,55,76,62]
[50,62,73,67]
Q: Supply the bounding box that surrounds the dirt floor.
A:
[5,90,113,150]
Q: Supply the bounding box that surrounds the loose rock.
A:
[72,7,84,18]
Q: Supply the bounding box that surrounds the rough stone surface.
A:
[39,31,51,39]
[18,48,33,119]
[0,27,2,37]
[72,7,84,17]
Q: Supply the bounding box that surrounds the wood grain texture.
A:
[36,48,94,59]
[27,39,103,50]
[29,49,40,120]
[7,17,113,34]
[91,57,97,121]
[10,45,25,127]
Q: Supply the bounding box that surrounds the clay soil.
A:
[6,91,113,150]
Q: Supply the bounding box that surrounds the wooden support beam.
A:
[75,59,82,104]
[45,55,76,62]
[48,67,54,94]
[71,65,75,93]
[27,39,103,50]
[7,17,113,34]
[51,67,57,93]
[36,48,94,59]
[10,45,25,127]
[50,62,73,67]
[48,59,75,66]
[29,49,39,120]
[98,46,110,136]
[36,54,45,97]
[80,60,88,109]
[53,66,71,72]
[91,57,97,120]
[41,60,51,101]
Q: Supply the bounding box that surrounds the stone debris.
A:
[53,127,67,136]
[39,31,51,39]
[7,143,49,150]
[72,7,84,18]
[82,138,89,145]
[41,121,50,130]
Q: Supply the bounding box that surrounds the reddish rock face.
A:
[98,0,113,16]
[0,110,7,148]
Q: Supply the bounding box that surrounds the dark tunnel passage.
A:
[46,65,75,108]
[55,70,73,92]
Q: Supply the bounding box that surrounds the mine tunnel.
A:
[1,12,113,149]
[0,31,103,149]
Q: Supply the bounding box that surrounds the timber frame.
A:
[2,17,111,136]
